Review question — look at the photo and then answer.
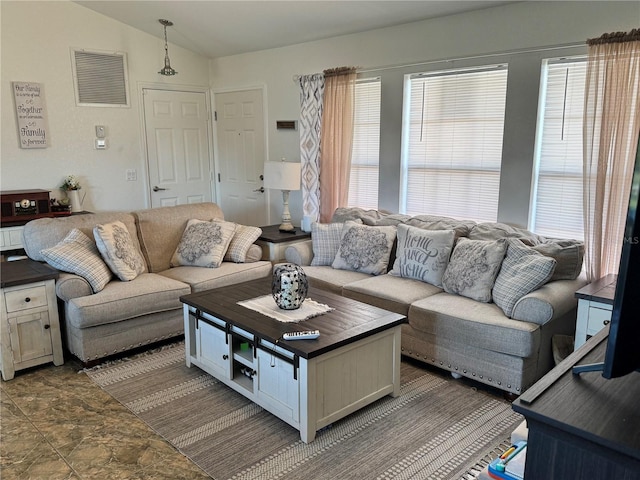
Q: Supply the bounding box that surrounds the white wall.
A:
[1,1,210,212]
[210,1,639,228]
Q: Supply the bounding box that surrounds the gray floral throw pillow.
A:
[94,221,146,281]
[332,222,396,275]
[171,219,237,268]
[442,237,507,302]
[390,224,455,287]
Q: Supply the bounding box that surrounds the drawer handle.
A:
[603,320,611,326]
[44,324,50,330]
[24,297,31,303]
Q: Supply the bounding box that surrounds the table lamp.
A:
[263,159,301,232]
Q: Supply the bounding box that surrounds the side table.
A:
[0,259,64,380]
[255,225,311,263]
[574,274,617,350]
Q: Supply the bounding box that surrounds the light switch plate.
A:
[95,139,107,149]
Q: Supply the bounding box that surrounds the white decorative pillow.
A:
[442,238,507,303]
[493,239,557,317]
[41,228,112,293]
[390,225,455,287]
[171,219,236,268]
[93,221,146,281]
[332,222,397,275]
[224,224,262,263]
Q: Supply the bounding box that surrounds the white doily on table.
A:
[237,295,333,323]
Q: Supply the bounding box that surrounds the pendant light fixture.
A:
[158,19,177,76]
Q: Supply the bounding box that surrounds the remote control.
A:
[282,330,320,340]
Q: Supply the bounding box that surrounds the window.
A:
[401,65,508,222]
[348,77,381,209]
[529,58,587,240]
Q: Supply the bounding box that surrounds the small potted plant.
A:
[60,175,82,212]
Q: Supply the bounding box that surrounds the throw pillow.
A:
[493,239,557,317]
[171,219,237,268]
[310,222,347,266]
[41,228,112,293]
[224,224,262,263]
[93,221,146,281]
[390,225,455,287]
[332,222,397,275]
[442,238,507,303]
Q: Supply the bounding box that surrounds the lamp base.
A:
[278,223,296,233]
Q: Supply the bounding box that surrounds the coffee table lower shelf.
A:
[183,305,402,443]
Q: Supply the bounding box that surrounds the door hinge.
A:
[218,173,221,182]
[214,111,217,121]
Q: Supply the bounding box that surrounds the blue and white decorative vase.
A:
[272,264,308,310]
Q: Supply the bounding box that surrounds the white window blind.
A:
[530,58,587,240]
[402,65,508,222]
[348,78,381,209]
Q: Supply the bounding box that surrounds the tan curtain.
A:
[319,67,357,222]
[583,30,640,282]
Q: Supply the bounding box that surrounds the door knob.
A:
[259,174,264,181]
[153,186,167,192]
[253,187,265,193]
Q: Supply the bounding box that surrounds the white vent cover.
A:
[71,49,130,107]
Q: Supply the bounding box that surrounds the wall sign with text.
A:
[13,81,50,149]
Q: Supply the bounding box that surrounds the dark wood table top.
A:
[0,259,59,288]
[180,278,406,359]
[575,274,617,304]
[258,225,311,243]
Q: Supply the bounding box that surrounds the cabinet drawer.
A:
[4,285,48,313]
[586,306,612,335]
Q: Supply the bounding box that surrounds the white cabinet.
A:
[574,274,616,350]
[0,225,25,252]
[1,279,64,380]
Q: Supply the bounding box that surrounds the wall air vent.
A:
[71,49,130,107]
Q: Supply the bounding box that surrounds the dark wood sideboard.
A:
[512,328,640,479]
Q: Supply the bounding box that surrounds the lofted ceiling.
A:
[75,1,515,59]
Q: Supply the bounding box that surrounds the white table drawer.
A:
[586,305,613,336]
[4,285,48,313]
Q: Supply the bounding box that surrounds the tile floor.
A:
[0,354,210,480]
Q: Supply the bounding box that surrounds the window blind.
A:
[348,77,381,209]
[530,58,587,240]
[402,65,507,222]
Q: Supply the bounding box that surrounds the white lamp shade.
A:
[263,161,301,191]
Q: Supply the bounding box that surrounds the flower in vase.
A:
[60,175,81,191]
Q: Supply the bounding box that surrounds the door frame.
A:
[212,84,271,223]
[138,82,215,208]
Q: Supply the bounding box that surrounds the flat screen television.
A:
[574,137,640,378]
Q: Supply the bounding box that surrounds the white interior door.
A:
[143,89,213,207]
[215,88,268,226]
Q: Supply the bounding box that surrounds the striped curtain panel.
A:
[298,74,325,222]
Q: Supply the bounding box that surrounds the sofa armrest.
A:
[284,240,313,266]
[56,272,93,301]
[511,273,588,325]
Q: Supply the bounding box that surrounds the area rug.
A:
[85,342,522,480]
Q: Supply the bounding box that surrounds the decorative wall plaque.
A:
[12,82,50,149]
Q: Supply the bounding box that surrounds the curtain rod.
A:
[292,42,585,81]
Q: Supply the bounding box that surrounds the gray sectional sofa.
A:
[22,203,272,363]
[285,208,587,395]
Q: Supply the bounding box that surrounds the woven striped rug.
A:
[85,342,522,480]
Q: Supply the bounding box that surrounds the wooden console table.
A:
[512,328,640,479]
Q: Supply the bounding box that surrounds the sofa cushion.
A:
[532,240,584,281]
[442,238,507,302]
[22,211,141,263]
[493,239,557,318]
[133,202,225,273]
[404,215,476,241]
[171,219,236,268]
[65,273,190,329]
[343,274,442,316]
[224,225,262,263]
[295,265,371,295]
[332,222,396,275]
[468,222,543,244]
[41,229,112,293]
[408,292,540,358]
[93,221,146,281]
[390,225,455,287]
[159,261,272,293]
